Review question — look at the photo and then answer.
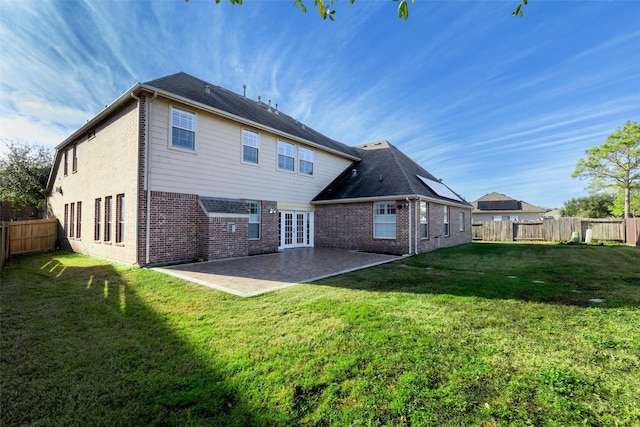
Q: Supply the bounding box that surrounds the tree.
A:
[610,189,640,218]
[560,193,615,218]
[572,121,640,219]
[0,140,53,209]
[194,0,529,21]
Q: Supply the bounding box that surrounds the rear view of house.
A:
[46,72,471,265]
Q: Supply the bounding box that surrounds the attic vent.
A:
[205,85,211,94]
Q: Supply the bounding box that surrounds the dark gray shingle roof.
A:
[200,197,249,215]
[144,72,358,159]
[313,141,469,205]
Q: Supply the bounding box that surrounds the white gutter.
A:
[312,194,472,210]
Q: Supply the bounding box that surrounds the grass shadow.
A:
[0,252,258,426]
[312,242,640,308]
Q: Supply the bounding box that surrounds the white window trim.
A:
[298,146,314,176]
[373,202,396,239]
[247,200,260,240]
[420,201,429,239]
[170,107,196,152]
[277,140,296,172]
[242,129,260,165]
[444,205,450,237]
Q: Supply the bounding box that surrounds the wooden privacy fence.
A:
[626,218,640,247]
[0,219,57,270]
[472,218,629,243]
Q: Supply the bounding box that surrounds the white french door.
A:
[279,211,313,249]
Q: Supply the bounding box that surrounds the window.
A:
[69,203,75,238]
[278,141,295,171]
[76,202,82,239]
[374,202,396,239]
[116,194,124,243]
[64,204,69,237]
[299,147,314,175]
[444,205,450,237]
[420,202,429,238]
[95,198,102,241]
[242,130,259,164]
[459,212,465,232]
[171,107,195,150]
[493,215,502,221]
[509,215,519,221]
[247,200,260,239]
[63,150,68,176]
[105,196,112,242]
[72,145,77,173]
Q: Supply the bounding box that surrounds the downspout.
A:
[130,92,141,265]
[406,197,412,255]
[415,197,422,255]
[145,91,158,265]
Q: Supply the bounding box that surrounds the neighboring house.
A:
[45,72,471,265]
[471,192,545,222]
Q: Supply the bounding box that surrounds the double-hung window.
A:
[374,202,396,239]
[95,198,102,241]
[72,145,77,173]
[278,141,295,171]
[247,200,260,240]
[459,212,465,232]
[171,107,195,150]
[63,150,68,176]
[105,196,113,242]
[444,205,450,237]
[242,130,259,164]
[420,201,429,238]
[299,147,314,176]
[64,204,69,237]
[76,202,82,239]
[70,203,75,238]
[116,194,125,243]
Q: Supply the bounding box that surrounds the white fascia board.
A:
[312,194,472,210]
[138,84,361,162]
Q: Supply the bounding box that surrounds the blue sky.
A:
[1,0,639,209]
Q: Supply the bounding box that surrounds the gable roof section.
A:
[313,141,470,207]
[200,197,248,215]
[471,192,544,213]
[144,72,359,160]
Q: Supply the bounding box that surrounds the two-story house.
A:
[46,72,472,265]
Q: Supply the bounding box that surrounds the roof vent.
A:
[379,174,383,181]
[205,85,211,94]
[351,169,358,178]
[243,84,246,97]
[275,103,279,115]
[268,99,272,112]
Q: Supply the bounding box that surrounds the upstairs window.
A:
[247,200,260,240]
[63,150,68,176]
[420,201,429,238]
[374,202,396,239]
[277,141,295,171]
[72,145,77,173]
[299,147,314,176]
[242,130,259,164]
[171,107,195,150]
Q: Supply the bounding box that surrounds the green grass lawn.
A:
[1,243,639,426]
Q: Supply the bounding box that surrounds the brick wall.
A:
[315,200,472,255]
[247,200,279,255]
[200,216,249,260]
[148,191,199,264]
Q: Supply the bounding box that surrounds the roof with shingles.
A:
[313,141,470,206]
[471,192,544,213]
[144,72,359,159]
[200,197,249,215]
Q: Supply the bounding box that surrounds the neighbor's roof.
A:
[471,192,544,213]
[144,72,359,160]
[313,141,471,207]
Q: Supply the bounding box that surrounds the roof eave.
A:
[313,194,472,209]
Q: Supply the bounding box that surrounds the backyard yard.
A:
[1,243,639,426]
